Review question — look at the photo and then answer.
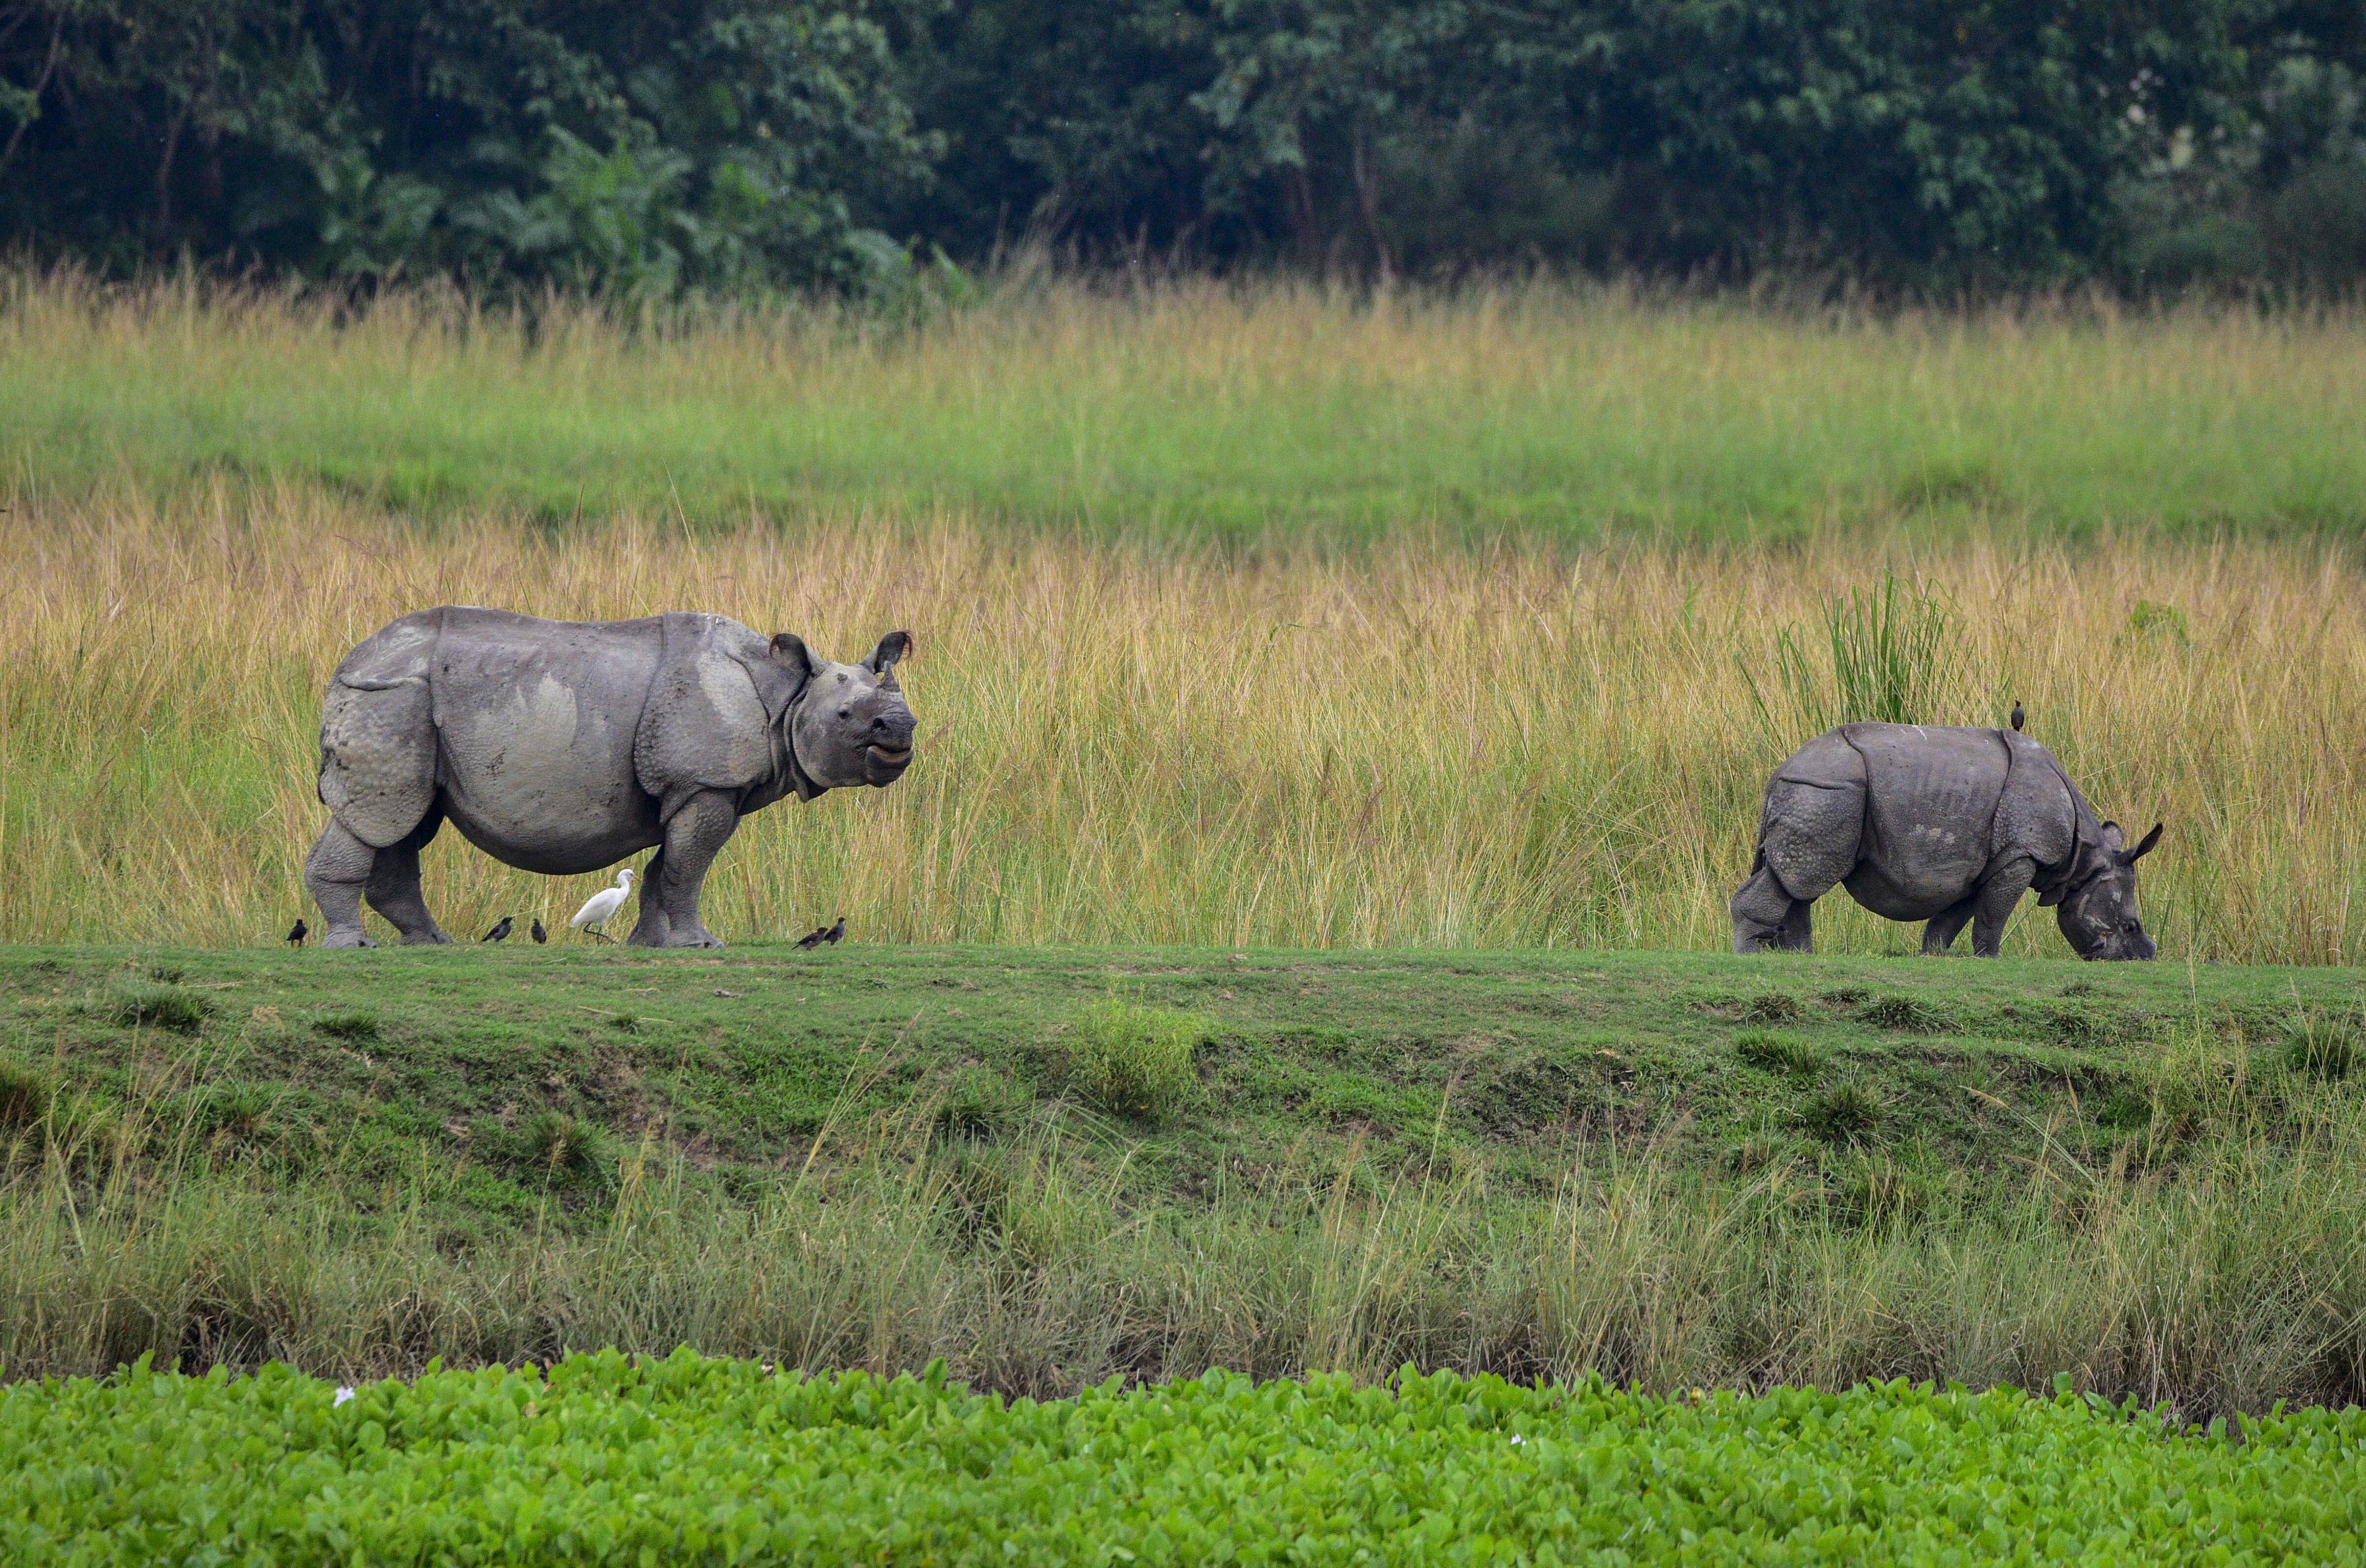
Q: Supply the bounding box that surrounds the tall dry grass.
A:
[2,494,2359,960]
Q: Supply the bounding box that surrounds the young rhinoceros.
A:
[1731,724,2161,960]
[303,608,915,949]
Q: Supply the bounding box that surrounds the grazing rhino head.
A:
[2052,820,2162,961]
[771,630,917,793]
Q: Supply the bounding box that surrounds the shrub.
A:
[520,1112,604,1182]
[1065,999,1209,1123]
[0,1060,51,1130]
[109,983,209,1034]
[936,1066,1026,1141]
[1800,1085,1884,1147]
[1859,995,1948,1033]
[2283,1011,2361,1081]
[193,1085,275,1149]
[1734,1031,1821,1076]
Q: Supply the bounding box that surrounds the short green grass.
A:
[0,944,2347,1233]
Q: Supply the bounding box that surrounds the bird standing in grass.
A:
[530,917,548,944]
[794,919,833,950]
[483,915,514,943]
[568,868,635,943]
[285,919,308,948]
[2011,700,2025,732]
[821,916,846,946]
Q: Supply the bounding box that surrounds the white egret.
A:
[568,868,636,942]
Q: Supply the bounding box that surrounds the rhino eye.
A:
[837,707,852,720]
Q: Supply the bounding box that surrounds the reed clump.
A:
[1,499,2360,961]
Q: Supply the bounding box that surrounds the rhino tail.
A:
[318,614,440,850]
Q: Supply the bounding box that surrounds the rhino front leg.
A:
[1732,858,1814,954]
[304,820,380,949]
[1969,859,2037,958]
[629,791,740,948]
[1922,896,1978,955]
[363,818,452,945]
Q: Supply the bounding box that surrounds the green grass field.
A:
[8,278,2366,540]
[5,945,2362,1413]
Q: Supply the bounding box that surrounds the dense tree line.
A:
[1,0,2359,295]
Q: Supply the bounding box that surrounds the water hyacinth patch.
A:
[6,1354,2366,1563]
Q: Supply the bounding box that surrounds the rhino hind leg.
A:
[363,817,453,945]
[304,819,381,949]
[628,790,741,949]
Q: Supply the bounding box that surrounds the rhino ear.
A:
[2097,820,2125,853]
[769,633,822,687]
[863,631,912,677]
[2125,821,2163,863]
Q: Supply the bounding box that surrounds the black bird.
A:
[794,920,832,950]
[483,915,515,943]
[820,916,847,946]
[530,917,548,944]
[285,918,308,948]
[2010,700,2025,733]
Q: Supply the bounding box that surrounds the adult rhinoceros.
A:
[303,608,915,949]
[1731,723,2161,960]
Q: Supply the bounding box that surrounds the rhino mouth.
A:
[866,743,912,773]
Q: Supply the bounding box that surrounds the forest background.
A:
[2,0,2363,299]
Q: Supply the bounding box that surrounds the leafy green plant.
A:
[1064,999,1209,1123]
[11,1359,2366,1561]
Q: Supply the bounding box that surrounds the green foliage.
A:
[0,0,939,301]
[0,1,2358,291]
[1063,998,1208,1123]
[11,1359,2366,1559]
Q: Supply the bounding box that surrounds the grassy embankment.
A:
[3,944,2363,1414]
